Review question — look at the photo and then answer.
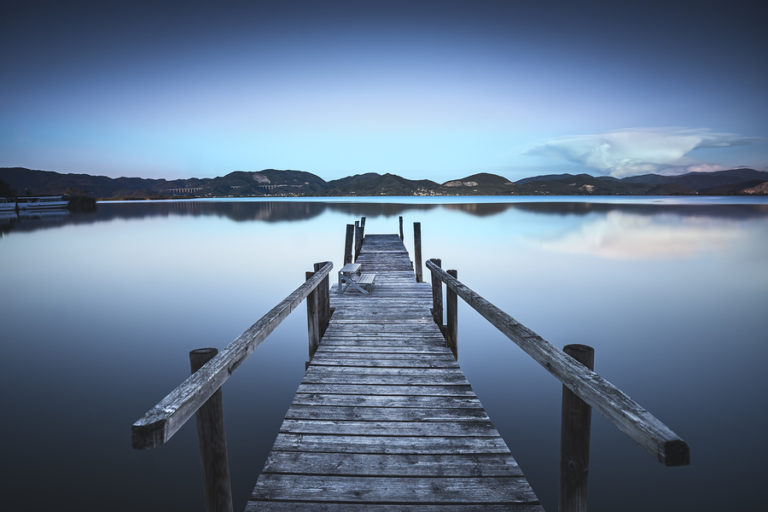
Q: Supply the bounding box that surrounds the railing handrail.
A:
[425,259,689,466]
[132,261,333,450]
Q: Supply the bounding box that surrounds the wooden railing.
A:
[425,258,689,511]
[131,261,332,512]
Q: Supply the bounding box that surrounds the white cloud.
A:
[525,128,752,177]
[527,211,740,260]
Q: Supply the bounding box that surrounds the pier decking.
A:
[132,219,688,512]
[247,234,542,510]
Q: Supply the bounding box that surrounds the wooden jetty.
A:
[132,217,689,512]
[248,232,541,510]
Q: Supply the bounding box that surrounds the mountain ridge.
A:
[1,167,766,199]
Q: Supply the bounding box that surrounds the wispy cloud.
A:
[527,211,740,260]
[525,128,754,177]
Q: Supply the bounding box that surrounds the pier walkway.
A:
[132,220,688,512]
[247,234,542,510]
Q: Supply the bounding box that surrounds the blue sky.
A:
[1,0,766,182]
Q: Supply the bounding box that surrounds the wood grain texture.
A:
[250,233,540,510]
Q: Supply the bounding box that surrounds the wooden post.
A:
[560,344,595,512]
[189,348,233,512]
[354,221,362,261]
[414,222,423,283]
[306,271,320,359]
[399,216,404,240]
[429,258,442,326]
[314,262,331,335]
[360,216,366,238]
[344,224,354,265]
[446,269,458,359]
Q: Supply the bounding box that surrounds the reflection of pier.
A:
[131,218,689,511]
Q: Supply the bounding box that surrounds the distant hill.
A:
[321,173,440,196]
[512,173,648,195]
[440,173,516,195]
[0,167,326,199]
[1,166,766,198]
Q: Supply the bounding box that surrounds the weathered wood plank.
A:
[295,384,474,396]
[279,419,500,437]
[246,503,544,512]
[309,359,460,368]
[284,404,491,422]
[290,393,485,409]
[271,433,512,455]
[251,474,538,504]
[261,452,522,477]
[302,373,470,386]
[305,367,463,379]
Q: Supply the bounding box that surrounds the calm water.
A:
[1,197,767,511]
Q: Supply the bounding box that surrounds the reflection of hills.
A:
[442,203,511,217]
[2,199,767,237]
[325,202,438,217]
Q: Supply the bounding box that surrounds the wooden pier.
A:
[248,233,541,510]
[132,218,688,512]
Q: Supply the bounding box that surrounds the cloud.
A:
[525,128,753,177]
[527,211,740,260]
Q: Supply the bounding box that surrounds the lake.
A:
[1,197,766,511]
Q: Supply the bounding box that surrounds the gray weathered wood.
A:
[271,433,512,454]
[248,232,541,509]
[447,269,458,359]
[306,271,321,359]
[251,474,538,504]
[560,344,594,512]
[429,258,443,326]
[344,224,354,265]
[261,452,522,477]
[425,259,689,466]
[189,348,233,512]
[414,221,423,282]
[246,503,544,512]
[131,261,333,449]
[284,404,489,422]
[279,419,499,437]
[354,220,362,261]
[314,262,332,336]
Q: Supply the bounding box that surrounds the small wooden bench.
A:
[355,272,376,293]
[338,263,376,294]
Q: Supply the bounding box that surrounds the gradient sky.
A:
[1,0,766,182]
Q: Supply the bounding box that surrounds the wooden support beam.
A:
[414,222,423,283]
[189,348,233,512]
[446,269,458,359]
[399,216,404,240]
[429,258,442,326]
[306,271,320,359]
[360,216,366,238]
[424,259,689,467]
[560,344,594,512]
[354,221,362,261]
[343,224,354,265]
[313,262,331,336]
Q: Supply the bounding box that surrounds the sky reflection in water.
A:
[0,198,766,511]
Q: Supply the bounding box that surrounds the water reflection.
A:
[2,198,767,237]
[1,198,767,512]
[527,210,745,260]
